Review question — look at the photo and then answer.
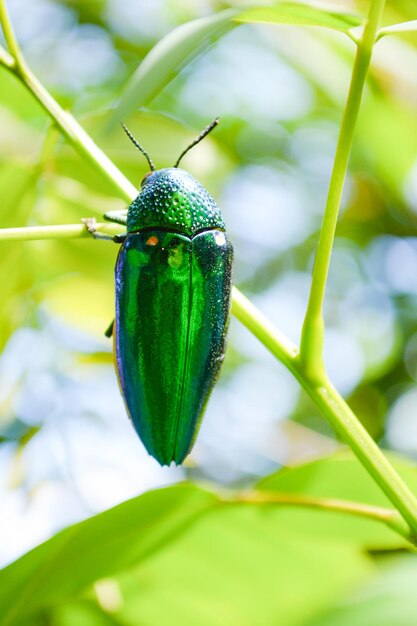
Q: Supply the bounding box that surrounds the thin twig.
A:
[0,0,25,71]
[226,491,413,543]
[0,223,123,242]
[299,0,387,380]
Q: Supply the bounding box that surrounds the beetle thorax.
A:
[127,168,225,237]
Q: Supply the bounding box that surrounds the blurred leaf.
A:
[104,506,370,626]
[110,10,239,126]
[111,3,364,125]
[0,73,46,122]
[357,95,417,198]
[0,482,372,626]
[305,556,417,626]
[0,421,38,443]
[235,3,363,39]
[0,163,40,347]
[0,484,217,626]
[52,602,121,626]
[258,452,417,548]
[77,351,114,365]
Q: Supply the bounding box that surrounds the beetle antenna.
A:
[121,123,156,171]
[174,117,219,168]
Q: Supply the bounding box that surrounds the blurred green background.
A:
[1,0,417,623]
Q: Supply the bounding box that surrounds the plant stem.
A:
[0,223,122,242]
[229,491,412,543]
[232,292,417,540]
[0,0,23,69]
[310,383,417,541]
[299,0,387,380]
[2,0,417,538]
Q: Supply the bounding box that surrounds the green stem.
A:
[299,0,386,380]
[0,0,23,69]
[2,0,417,539]
[232,292,417,540]
[0,223,122,242]
[229,491,412,543]
[311,382,417,541]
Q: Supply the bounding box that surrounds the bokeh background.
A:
[1,0,417,569]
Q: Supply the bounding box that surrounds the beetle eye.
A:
[140,171,153,187]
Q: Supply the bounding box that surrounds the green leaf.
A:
[305,556,417,626]
[108,506,370,626]
[257,452,417,548]
[110,10,239,126]
[235,3,363,39]
[0,481,371,626]
[356,95,417,197]
[377,20,417,41]
[0,484,217,626]
[52,602,121,626]
[111,3,364,125]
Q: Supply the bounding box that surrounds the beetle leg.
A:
[104,319,114,338]
[82,217,127,244]
[82,217,114,241]
[113,232,128,244]
[103,210,128,226]
[102,210,129,243]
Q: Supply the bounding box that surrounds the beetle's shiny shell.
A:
[127,168,225,236]
[114,168,233,465]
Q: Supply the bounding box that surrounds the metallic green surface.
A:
[127,168,225,236]
[115,228,233,465]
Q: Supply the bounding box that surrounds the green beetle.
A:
[102,120,233,466]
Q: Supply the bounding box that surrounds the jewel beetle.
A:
[101,119,233,466]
